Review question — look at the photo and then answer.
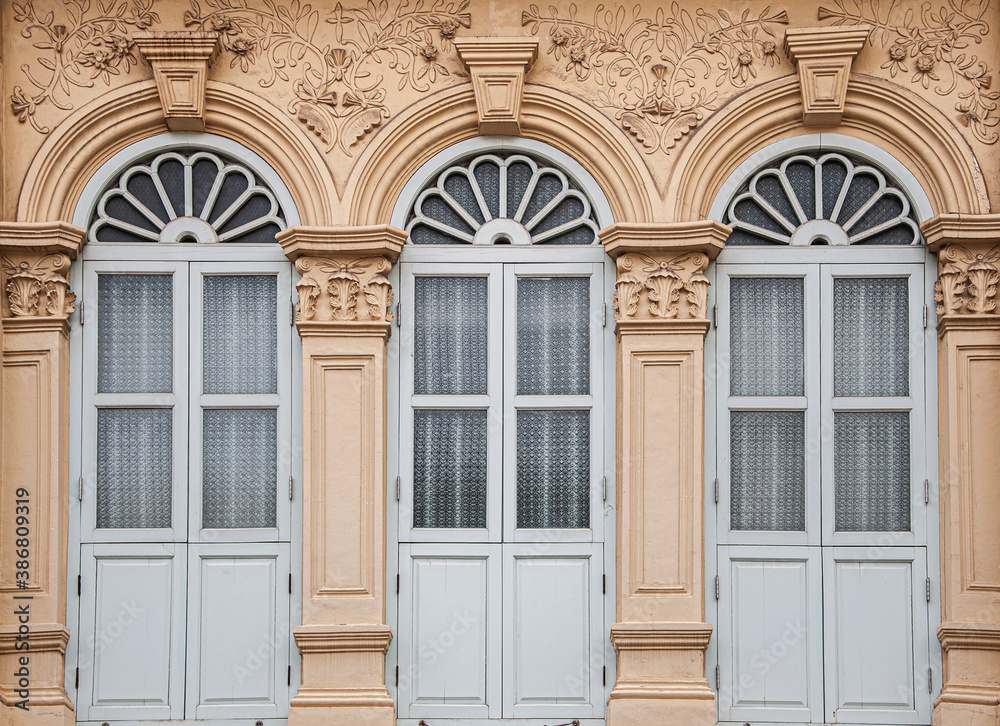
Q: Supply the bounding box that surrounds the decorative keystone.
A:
[783,25,871,126]
[454,38,539,135]
[133,31,220,131]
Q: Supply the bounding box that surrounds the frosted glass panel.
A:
[730,277,804,397]
[730,411,805,531]
[835,411,910,532]
[98,274,173,394]
[517,277,589,396]
[414,277,488,395]
[202,409,277,529]
[203,275,277,395]
[413,410,487,528]
[834,277,909,397]
[517,410,590,529]
[96,408,172,529]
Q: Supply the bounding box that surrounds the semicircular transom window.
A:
[725,151,921,246]
[89,150,286,244]
[406,152,601,246]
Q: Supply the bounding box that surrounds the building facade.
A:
[0,1,998,726]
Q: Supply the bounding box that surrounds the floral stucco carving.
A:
[10,0,159,134]
[935,244,1000,314]
[613,251,710,321]
[295,256,394,322]
[1,254,77,318]
[184,0,471,155]
[818,0,998,144]
[522,3,789,155]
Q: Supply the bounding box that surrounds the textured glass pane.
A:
[517,410,590,529]
[835,412,910,532]
[203,275,277,395]
[517,277,589,395]
[413,410,487,528]
[97,408,172,529]
[730,278,804,396]
[414,277,488,395]
[834,278,909,397]
[98,275,173,393]
[730,411,805,531]
[202,409,277,529]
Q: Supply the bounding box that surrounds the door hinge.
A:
[603,665,606,687]
[75,667,79,690]
[79,301,85,326]
[77,575,81,597]
[928,667,933,693]
[602,302,607,328]
[288,665,292,686]
[396,475,401,502]
[714,478,719,504]
[288,573,292,594]
[924,478,930,505]
[396,573,400,595]
[289,475,294,501]
[715,664,720,690]
[290,300,295,326]
[602,475,607,502]
[396,303,401,327]
[78,476,83,501]
[602,574,606,595]
[395,666,399,688]
[927,577,932,603]
[923,303,928,329]
[712,303,718,328]
[715,575,720,600]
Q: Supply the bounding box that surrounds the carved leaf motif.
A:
[296,105,332,145]
[661,113,699,152]
[613,275,643,319]
[644,271,683,318]
[685,273,710,319]
[295,275,322,320]
[363,274,394,321]
[343,107,385,148]
[621,112,656,150]
[328,275,360,320]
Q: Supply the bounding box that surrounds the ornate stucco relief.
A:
[819,0,998,143]
[613,251,710,320]
[935,244,1000,314]
[184,0,471,155]
[522,3,790,155]
[10,0,159,133]
[1,254,76,318]
[295,256,394,322]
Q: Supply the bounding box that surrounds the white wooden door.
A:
[396,261,607,723]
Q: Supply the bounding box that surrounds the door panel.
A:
[78,544,186,721]
[185,544,290,719]
[824,547,931,724]
[502,545,603,719]
[718,546,824,724]
[397,544,501,719]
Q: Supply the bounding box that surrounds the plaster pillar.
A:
[277,225,405,726]
[0,223,84,726]
[923,214,1000,726]
[600,221,728,726]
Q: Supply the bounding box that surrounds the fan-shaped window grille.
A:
[88,151,286,244]
[406,153,600,246]
[725,152,921,246]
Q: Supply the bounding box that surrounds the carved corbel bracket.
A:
[454,38,539,136]
[601,221,729,329]
[277,226,406,333]
[132,32,220,132]
[783,25,871,126]
[0,222,85,321]
[922,214,1000,319]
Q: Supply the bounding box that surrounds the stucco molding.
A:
[293,624,393,654]
[610,622,713,652]
[923,214,1000,317]
[601,222,729,323]
[454,38,539,135]
[784,25,871,126]
[132,31,220,131]
[668,74,989,223]
[0,223,85,320]
[939,622,1000,652]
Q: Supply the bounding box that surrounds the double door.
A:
[714,261,934,724]
[394,261,610,723]
[75,259,294,722]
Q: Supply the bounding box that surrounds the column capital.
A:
[600,221,729,327]
[0,222,85,321]
[277,225,406,333]
[920,214,1000,319]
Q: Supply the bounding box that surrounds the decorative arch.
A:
[346,84,655,227]
[668,74,989,223]
[18,81,335,226]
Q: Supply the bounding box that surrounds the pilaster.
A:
[600,221,728,725]
[0,222,84,726]
[922,214,1000,726]
[277,225,405,726]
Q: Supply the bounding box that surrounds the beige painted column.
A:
[601,221,728,726]
[923,215,1000,726]
[277,225,405,726]
[0,223,83,726]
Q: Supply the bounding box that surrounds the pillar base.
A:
[0,702,74,726]
[934,623,1000,726]
[607,695,715,726]
[933,700,1000,726]
[288,702,394,726]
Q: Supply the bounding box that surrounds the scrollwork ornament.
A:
[1,254,76,318]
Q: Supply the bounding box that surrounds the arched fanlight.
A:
[726,152,921,246]
[89,151,286,244]
[406,152,600,245]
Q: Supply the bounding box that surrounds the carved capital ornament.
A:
[922,214,1000,318]
[0,222,85,321]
